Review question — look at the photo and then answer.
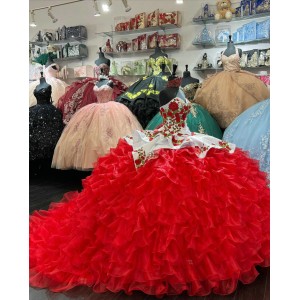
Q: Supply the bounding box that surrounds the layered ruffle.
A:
[30,140,269,296]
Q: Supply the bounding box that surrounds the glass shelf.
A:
[53,55,88,62]
[235,38,270,45]
[96,24,181,37]
[192,37,269,48]
[192,42,216,48]
[29,37,87,47]
[193,66,270,72]
[104,47,180,57]
[192,12,270,25]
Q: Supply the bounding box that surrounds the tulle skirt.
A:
[146,103,223,139]
[29,78,69,107]
[193,70,270,129]
[223,99,270,180]
[52,103,142,170]
[31,139,270,296]
[57,78,128,125]
[29,104,64,161]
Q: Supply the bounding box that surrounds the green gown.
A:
[146,102,223,139]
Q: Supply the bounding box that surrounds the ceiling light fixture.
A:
[93,0,101,16]
[30,10,37,27]
[102,4,110,12]
[176,0,184,4]
[48,7,58,23]
[121,0,131,12]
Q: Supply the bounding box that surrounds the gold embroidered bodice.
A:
[221,48,241,72]
[147,56,172,76]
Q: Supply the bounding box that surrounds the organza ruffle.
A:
[30,140,269,296]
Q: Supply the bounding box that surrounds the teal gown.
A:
[146,101,223,138]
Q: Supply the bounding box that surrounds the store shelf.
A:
[192,12,270,25]
[235,38,270,45]
[192,42,216,48]
[104,47,180,57]
[53,55,88,62]
[29,37,87,47]
[193,65,270,72]
[96,24,181,37]
[192,37,269,48]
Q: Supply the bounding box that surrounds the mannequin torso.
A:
[181,65,199,87]
[223,36,242,57]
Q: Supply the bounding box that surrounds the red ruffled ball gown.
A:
[57,65,127,124]
[30,97,270,297]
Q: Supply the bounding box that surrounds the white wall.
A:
[29,0,270,84]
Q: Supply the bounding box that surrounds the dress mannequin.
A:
[159,65,183,107]
[95,47,111,67]
[35,72,50,91]
[181,65,199,87]
[150,41,168,59]
[223,35,242,57]
[160,63,170,76]
[96,77,114,88]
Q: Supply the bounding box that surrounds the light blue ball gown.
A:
[223,99,270,179]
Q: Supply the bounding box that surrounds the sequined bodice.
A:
[93,85,114,103]
[148,56,172,76]
[159,98,190,135]
[33,85,52,105]
[94,64,110,76]
[221,48,241,71]
[182,82,201,102]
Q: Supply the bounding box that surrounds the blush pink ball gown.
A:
[51,84,142,170]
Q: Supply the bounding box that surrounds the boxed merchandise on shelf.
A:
[147,32,159,49]
[245,49,259,67]
[132,38,139,51]
[133,59,147,75]
[66,25,87,39]
[243,21,257,41]
[135,12,147,29]
[256,18,270,39]
[159,11,181,26]
[138,34,147,50]
[215,26,231,44]
[129,17,136,30]
[158,34,180,48]
[120,61,134,75]
[147,9,159,27]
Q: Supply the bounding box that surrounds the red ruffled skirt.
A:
[30,139,270,296]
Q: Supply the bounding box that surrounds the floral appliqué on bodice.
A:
[125,97,235,168]
[182,82,202,102]
[93,85,114,103]
[221,48,241,72]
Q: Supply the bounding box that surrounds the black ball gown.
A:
[29,84,64,164]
